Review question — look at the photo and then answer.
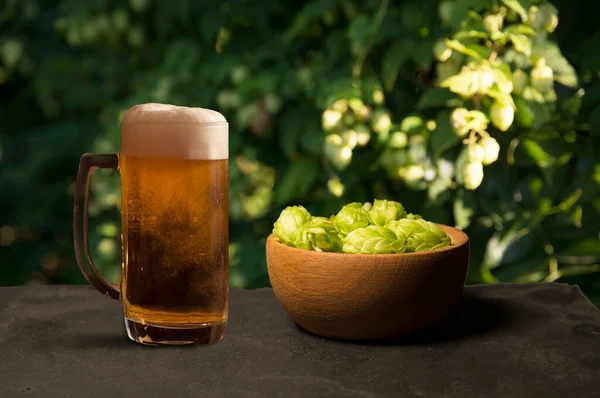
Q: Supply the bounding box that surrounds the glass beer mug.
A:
[73,104,229,345]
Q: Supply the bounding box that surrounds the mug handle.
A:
[73,153,120,300]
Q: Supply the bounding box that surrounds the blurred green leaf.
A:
[416,88,461,110]
[454,191,475,230]
[501,0,529,22]
[482,228,521,270]
[347,14,371,48]
[508,33,531,56]
[503,24,536,36]
[382,42,407,91]
[532,42,578,87]
[275,157,320,205]
[285,0,339,40]
[431,110,461,157]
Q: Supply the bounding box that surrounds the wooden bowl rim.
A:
[266,223,468,259]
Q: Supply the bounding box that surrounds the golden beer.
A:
[74,103,229,345]
[120,155,228,327]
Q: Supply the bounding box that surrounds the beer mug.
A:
[73,103,229,345]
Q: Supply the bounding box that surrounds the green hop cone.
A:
[300,217,343,252]
[451,108,489,137]
[342,226,407,254]
[273,205,312,247]
[386,219,450,252]
[451,108,470,136]
[369,199,406,226]
[480,136,500,165]
[324,134,353,170]
[342,129,358,149]
[354,124,371,146]
[372,89,385,105]
[406,213,423,220]
[332,202,372,236]
[529,4,558,33]
[463,161,484,190]
[370,109,392,135]
[331,99,348,113]
[322,109,343,131]
[530,59,554,93]
[388,131,408,149]
[483,13,504,36]
[489,101,514,132]
[468,143,486,163]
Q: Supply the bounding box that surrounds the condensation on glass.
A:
[73,103,229,345]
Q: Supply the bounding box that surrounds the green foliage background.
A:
[1,0,599,305]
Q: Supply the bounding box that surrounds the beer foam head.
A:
[121,103,228,160]
[122,103,227,126]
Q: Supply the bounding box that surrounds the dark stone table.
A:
[0,283,599,397]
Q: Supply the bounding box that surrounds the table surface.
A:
[0,283,599,398]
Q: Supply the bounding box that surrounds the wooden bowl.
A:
[266,224,469,341]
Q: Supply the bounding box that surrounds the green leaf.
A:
[521,139,551,168]
[431,110,461,157]
[413,38,435,69]
[382,42,407,91]
[454,192,475,230]
[275,157,319,205]
[200,9,226,41]
[532,42,578,87]
[513,99,534,128]
[454,30,488,40]
[508,33,531,56]
[427,177,450,204]
[482,229,520,269]
[347,14,371,48]
[501,0,529,22]
[416,88,461,110]
[444,39,485,60]
[570,206,583,228]
[448,0,477,30]
[503,24,536,36]
[285,0,339,40]
[277,109,303,158]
